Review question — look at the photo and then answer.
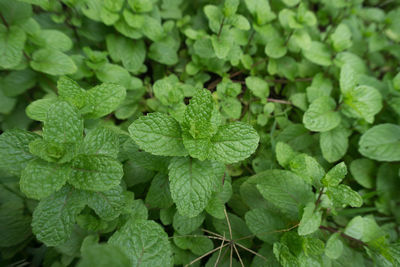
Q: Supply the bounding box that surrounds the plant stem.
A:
[319,225,367,247]
[217,17,225,39]
[267,98,291,105]
[0,12,9,28]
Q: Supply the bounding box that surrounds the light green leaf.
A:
[298,203,322,236]
[108,219,173,267]
[32,186,86,246]
[30,49,77,75]
[325,233,343,259]
[0,25,26,69]
[1,69,36,97]
[359,124,400,162]
[43,101,83,144]
[275,141,297,168]
[182,89,215,139]
[57,76,89,110]
[282,0,300,7]
[303,41,332,66]
[69,155,123,191]
[339,63,358,95]
[209,122,259,164]
[255,170,314,218]
[322,162,347,187]
[244,0,276,25]
[86,83,126,118]
[95,63,132,89]
[0,129,39,176]
[168,157,225,218]
[265,38,287,59]
[289,153,325,186]
[245,76,270,99]
[82,127,119,158]
[20,159,70,200]
[326,184,363,208]
[173,212,205,235]
[303,96,341,132]
[25,98,57,121]
[342,85,382,123]
[129,112,187,157]
[331,23,352,52]
[173,231,213,255]
[350,159,375,189]
[320,126,350,163]
[32,29,73,52]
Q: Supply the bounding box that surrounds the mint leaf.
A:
[359,124,400,161]
[43,101,83,144]
[78,243,131,267]
[25,98,57,121]
[0,202,31,247]
[86,83,126,118]
[108,219,173,267]
[0,25,26,69]
[255,170,314,218]
[82,127,119,158]
[326,184,363,208]
[129,112,187,157]
[303,41,332,66]
[57,76,89,110]
[30,49,77,75]
[245,76,270,99]
[83,185,126,221]
[298,203,322,236]
[303,96,341,132]
[0,129,39,175]
[182,89,215,139]
[168,157,225,218]
[20,159,69,200]
[320,126,351,163]
[322,162,347,187]
[145,173,173,209]
[209,122,259,164]
[325,233,343,259]
[173,212,205,235]
[69,155,123,191]
[32,186,86,246]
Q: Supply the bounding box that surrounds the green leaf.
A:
[213,212,252,247]
[108,219,173,267]
[129,112,187,157]
[289,153,325,186]
[298,203,322,236]
[209,122,259,164]
[25,98,57,121]
[86,83,126,118]
[43,101,84,144]
[245,208,286,244]
[32,29,73,52]
[342,85,382,123]
[145,173,173,209]
[326,184,363,208]
[57,76,88,110]
[265,38,287,59]
[0,25,26,69]
[303,96,341,132]
[244,0,276,25]
[322,162,347,187]
[331,23,352,52]
[82,127,119,158]
[344,216,386,243]
[303,41,332,66]
[30,49,77,75]
[78,244,131,267]
[320,126,351,163]
[275,142,297,168]
[359,124,400,162]
[83,185,126,221]
[182,89,215,139]
[254,170,314,218]
[173,231,213,255]
[1,69,36,97]
[245,76,270,99]
[69,155,123,191]
[32,186,86,246]
[173,212,205,235]
[0,202,31,248]
[168,157,225,218]
[20,159,70,200]
[0,129,38,175]
[282,0,300,7]
[325,233,343,259]
[350,159,375,189]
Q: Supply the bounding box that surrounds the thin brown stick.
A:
[185,243,230,267]
[169,234,224,241]
[314,187,324,211]
[202,228,225,239]
[229,244,233,267]
[0,12,9,28]
[217,17,225,39]
[233,243,245,267]
[224,207,233,240]
[234,223,299,242]
[234,242,268,262]
[214,232,226,267]
[267,98,292,105]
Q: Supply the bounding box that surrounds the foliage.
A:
[0,0,400,266]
